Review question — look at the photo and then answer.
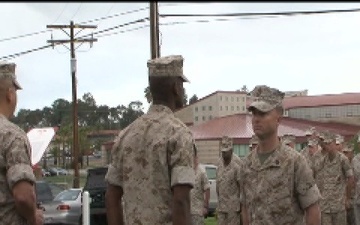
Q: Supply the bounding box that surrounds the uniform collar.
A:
[148,104,173,114]
[249,142,286,171]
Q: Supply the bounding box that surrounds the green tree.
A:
[189,94,198,104]
[120,101,144,128]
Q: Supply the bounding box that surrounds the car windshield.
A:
[54,189,81,201]
[205,167,216,180]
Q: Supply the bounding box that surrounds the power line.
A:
[52,3,69,23]
[0,30,50,43]
[0,44,56,61]
[0,5,149,43]
[70,3,83,20]
[0,18,148,60]
[95,24,149,38]
[78,17,148,38]
[159,7,360,18]
[80,6,149,24]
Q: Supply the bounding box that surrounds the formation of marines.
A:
[2,55,360,225]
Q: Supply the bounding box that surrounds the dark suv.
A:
[82,167,108,225]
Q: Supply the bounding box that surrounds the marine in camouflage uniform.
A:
[343,145,355,225]
[281,133,296,149]
[313,131,354,225]
[216,136,242,225]
[190,146,210,225]
[0,62,42,225]
[241,85,321,225]
[105,55,195,225]
[352,134,360,225]
[300,138,320,175]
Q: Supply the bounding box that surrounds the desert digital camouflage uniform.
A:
[281,134,296,149]
[352,144,360,225]
[313,134,353,225]
[105,104,195,225]
[240,142,321,225]
[0,114,36,225]
[300,138,319,173]
[343,146,355,225]
[216,136,242,225]
[190,166,210,225]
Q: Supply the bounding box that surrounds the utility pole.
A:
[47,21,97,188]
[150,1,160,59]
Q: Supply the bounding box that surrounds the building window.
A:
[347,112,353,117]
[195,107,198,112]
[226,106,228,111]
[242,106,245,111]
[242,97,245,102]
[226,96,228,101]
[202,116,206,121]
[237,106,240,111]
[195,116,198,121]
[220,96,222,101]
[231,106,234,111]
[220,106,222,111]
[231,97,234,102]
[325,113,332,118]
[202,106,206,111]
[209,115,212,120]
[237,97,239,102]
[209,106,212,111]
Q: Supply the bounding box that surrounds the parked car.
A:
[57,168,69,175]
[35,180,66,205]
[48,167,60,176]
[199,163,218,217]
[42,169,51,177]
[43,188,83,225]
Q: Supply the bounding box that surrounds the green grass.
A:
[44,175,87,188]
[205,216,216,225]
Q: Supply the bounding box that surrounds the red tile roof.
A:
[283,92,360,109]
[246,92,360,110]
[189,113,360,144]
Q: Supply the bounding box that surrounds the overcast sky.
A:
[2,2,360,114]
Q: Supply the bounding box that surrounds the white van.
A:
[199,163,217,217]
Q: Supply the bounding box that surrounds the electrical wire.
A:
[94,24,149,38]
[78,17,148,38]
[0,18,148,60]
[70,3,83,20]
[0,30,50,43]
[80,6,149,24]
[0,44,56,61]
[52,3,69,23]
[0,5,149,43]
[159,7,360,18]
[4,6,360,60]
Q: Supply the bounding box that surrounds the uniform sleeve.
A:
[5,135,36,190]
[105,135,124,187]
[295,154,321,209]
[239,162,246,205]
[353,156,360,181]
[341,155,354,178]
[202,170,210,191]
[168,130,195,188]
